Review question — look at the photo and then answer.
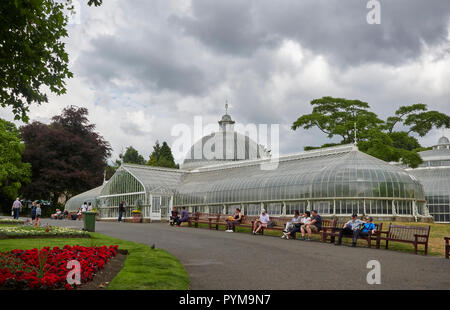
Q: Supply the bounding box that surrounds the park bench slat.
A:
[328,222,383,248]
[378,223,431,255]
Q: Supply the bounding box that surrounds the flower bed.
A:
[0,226,89,238]
[0,219,24,225]
[0,245,119,289]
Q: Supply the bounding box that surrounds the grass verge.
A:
[0,232,189,290]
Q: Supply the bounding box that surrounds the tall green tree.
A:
[385,103,450,136]
[0,119,31,211]
[292,97,450,168]
[0,0,102,122]
[120,146,146,165]
[292,97,384,144]
[148,141,178,169]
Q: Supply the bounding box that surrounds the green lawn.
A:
[0,232,189,290]
[193,221,450,257]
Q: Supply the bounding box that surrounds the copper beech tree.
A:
[20,106,111,205]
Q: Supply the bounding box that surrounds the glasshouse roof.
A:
[65,184,104,211]
[174,144,425,206]
[408,168,450,196]
[101,164,185,196]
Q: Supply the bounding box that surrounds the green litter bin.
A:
[83,211,96,232]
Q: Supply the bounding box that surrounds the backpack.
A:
[267,220,275,228]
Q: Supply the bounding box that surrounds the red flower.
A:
[0,245,119,290]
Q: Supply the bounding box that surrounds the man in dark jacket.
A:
[30,201,37,221]
[118,200,126,222]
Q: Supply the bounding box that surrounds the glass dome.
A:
[181,112,269,170]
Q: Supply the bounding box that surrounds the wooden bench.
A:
[251,217,337,243]
[234,215,257,231]
[210,214,233,230]
[328,222,383,248]
[307,219,337,243]
[176,213,194,227]
[445,237,450,259]
[378,224,431,255]
[193,213,220,229]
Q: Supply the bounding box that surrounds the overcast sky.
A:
[2,0,450,164]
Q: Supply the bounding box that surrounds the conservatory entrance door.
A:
[150,195,172,221]
[151,196,161,221]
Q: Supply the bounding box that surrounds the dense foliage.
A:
[20,106,111,204]
[292,97,450,168]
[120,146,146,165]
[0,0,102,122]
[148,141,178,169]
[0,119,31,212]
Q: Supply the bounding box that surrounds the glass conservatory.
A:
[65,111,430,222]
[65,185,104,212]
[406,136,450,223]
[174,144,427,220]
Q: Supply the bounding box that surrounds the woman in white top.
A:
[283,211,311,239]
[283,210,301,233]
[252,209,270,235]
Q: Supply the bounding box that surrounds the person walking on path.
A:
[118,200,126,222]
[11,198,22,219]
[30,201,37,221]
[35,201,42,226]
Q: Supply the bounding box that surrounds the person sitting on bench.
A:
[51,209,61,219]
[335,213,365,247]
[225,208,242,232]
[175,207,189,227]
[252,209,269,235]
[169,207,178,226]
[300,210,322,241]
[282,210,309,239]
[282,210,301,233]
[356,216,376,242]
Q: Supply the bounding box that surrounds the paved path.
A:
[31,219,450,289]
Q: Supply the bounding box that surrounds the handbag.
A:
[267,220,275,228]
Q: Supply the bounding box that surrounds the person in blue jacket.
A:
[356,216,376,243]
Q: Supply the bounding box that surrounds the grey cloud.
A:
[169,0,280,56]
[77,34,209,95]
[64,0,450,160]
[172,0,450,66]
